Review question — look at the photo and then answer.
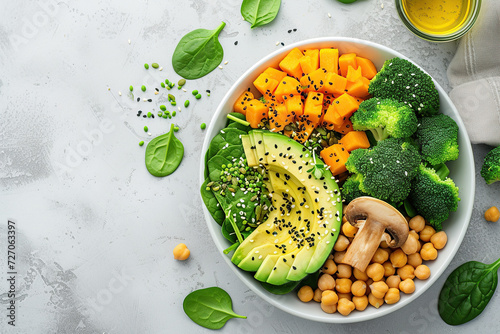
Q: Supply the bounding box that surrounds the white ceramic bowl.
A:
[199,37,475,323]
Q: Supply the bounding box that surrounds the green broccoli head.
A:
[415,114,459,166]
[368,57,440,117]
[481,145,500,185]
[345,138,421,204]
[351,97,418,141]
[341,174,367,203]
[408,164,460,230]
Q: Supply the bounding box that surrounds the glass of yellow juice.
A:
[395,0,482,42]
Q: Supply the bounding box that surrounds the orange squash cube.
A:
[339,53,358,77]
[338,131,371,152]
[331,93,360,119]
[274,76,303,102]
[292,118,317,144]
[279,48,304,79]
[285,95,304,117]
[253,73,279,96]
[320,48,339,73]
[333,118,354,135]
[346,65,362,83]
[263,67,288,83]
[233,91,254,115]
[268,104,294,132]
[303,49,320,70]
[346,77,370,98]
[321,72,348,95]
[302,92,324,126]
[245,99,269,128]
[320,144,350,176]
[356,57,378,80]
[322,104,345,130]
[300,67,328,93]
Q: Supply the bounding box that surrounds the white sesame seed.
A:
[276,41,280,46]
[147,132,151,136]
[128,39,131,44]
[328,13,332,18]
[118,91,122,96]
[218,65,223,69]
[224,61,228,65]
[159,67,163,71]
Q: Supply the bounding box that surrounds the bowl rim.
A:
[199,37,475,323]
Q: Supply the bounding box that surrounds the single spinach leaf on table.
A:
[200,178,225,225]
[241,0,281,28]
[145,124,184,177]
[438,258,500,325]
[172,22,226,80]
[183,287,246,330]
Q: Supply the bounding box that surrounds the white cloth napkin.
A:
[447,0,500,146]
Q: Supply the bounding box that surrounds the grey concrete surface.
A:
[1,0,499,333]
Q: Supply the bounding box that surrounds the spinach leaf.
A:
[207,128,246,162]
[200,178,225,225]
[172,22,226,80]
[145,124,184,177]
[241,0,281,29]
[438,258,500,325]
[208,155,231,182]
[261,280,301,295]
[183,287,246,329]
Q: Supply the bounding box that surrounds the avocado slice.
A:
[232,131,342,285]
[241,135,257,166]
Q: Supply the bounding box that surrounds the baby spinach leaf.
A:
[207,128,246,161]
[261,280,301,295]
[172,22,226,80]
[241,0,281,29]
[145,124,184,177]
[200,178,225,225]
[183,287,246,329]
[438,258,500,325]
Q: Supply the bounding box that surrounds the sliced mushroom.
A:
[341,196,409,272]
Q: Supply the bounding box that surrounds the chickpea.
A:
[321,290,338,306]
[386,275,401,289]
[370,281,389,299]
[352,295,369,311]
[485,206,500,222]
[318,274,336,291]
[336,278,353,294]
[368,293,384,309]
[383,261,396,277]
[366,263,385,281]
[353,268,369,281]
[371,248,390,264]
[334,235,350,252]
[409,215,426,232]
[430,231,448,250]
[173,243,190,260]
[333,251,346,264]
[321,301,337,314]
[420,243,438,261]
[414,265,431,280]
[399,279,416,294]
[419,225,436,242]
[390,249,407,268]
[313,288,323,302]
[384,288,400,304]
[337,298,355,316]
[401,234,419,255]
[337,264,352,278]
[351,280,367,297]
[407,253,423,268]
[409,230,420,240]
[365,278,374,295]
[297,286,314,302]
[337,292,352,301]
[342,222,358,238]
[397,264,415,280]
[322,258,338,275]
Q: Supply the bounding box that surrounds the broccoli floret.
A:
[369,57,440,116]
[351,98,418,141]
[408,164,460,230]
[341,174,368,203]
[345,138,421,204]
[481,145,500,184]
[414,114,459,166]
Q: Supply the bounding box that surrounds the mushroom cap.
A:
[345,196,409,248]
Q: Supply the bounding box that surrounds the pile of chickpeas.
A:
[296,215,448,316]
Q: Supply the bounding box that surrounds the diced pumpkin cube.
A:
[356,57,378,80]
[302,91,324,125]
[320,144,350,176]
[245,99,268,128]
[300,67,328,93]
[233,91,254,115]
[279,48,304,79]
[339,53,358,77]
[299,56,315,75]
[268,104,294,132]
[285,94,304,117]
[320,48,339,73]
[274,76,303,102]
[331,93,360,119]
[320,72,348,95]
[253,73,279,96]
[338,131,371,152]
[262,94,279,109]
[346,65,362,83]
[322,104,345,130]
[346,77,370,98]
[333,118,354,135]
[303,49,320,70]
[292,118,317,144]
[263,67,288,83]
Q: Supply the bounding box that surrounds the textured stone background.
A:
[1,0,499,333]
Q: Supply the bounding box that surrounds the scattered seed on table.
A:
[174,126,179,132]
[275,41,280,46]
[143,98,147,102]
[130,85,133,91]
[288,30,292,33]
[178,79,186,87]
[182,88,187,92]
[137,97,140,102]
[141,85,146,92]
[177,106,181,112]
[128,39,131,44]
[234,41,238,45]
[155,88,159,92]
[148,99,152,102]
[139,141,144,146]
[151,114,154,118]
[159,67,163,71]
[224,61,228,65]
[171,101,177,106]
[195,93,202,99]
[328,12,332,18]
[293,28,297,32]
[144,63,149,69]
[161,82,165,88]
[154,91,159,95]
[144,126,148,132]
[147,112,152,118]
[184,100,190,108]
[137,110,142,116]
[148,132,152,136]
[192,90,198,96]
[218,65,223,69]
[160,105,167,111]
[206,90,211,96]
[152,63,159,69]
[118,91,122,96]
[281,42,285,46]
[200,123,206,130]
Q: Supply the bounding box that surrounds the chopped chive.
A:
[192,90,199,96]
[144,126,148,132]
[184,100,190,108]
[139,141,144,146]
[141,85,146,92]
[200,123,206,130]
[227,114,250,126]
[195,93,202,99]
[152,63,159,69]
[144,63,149,69]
